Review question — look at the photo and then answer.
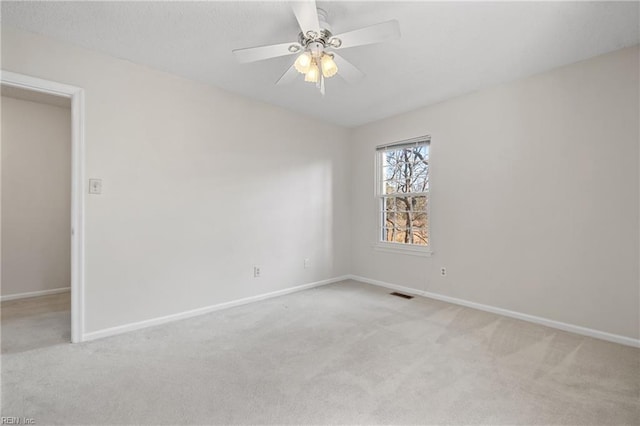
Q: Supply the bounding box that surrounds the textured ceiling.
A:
[2,1,638,127]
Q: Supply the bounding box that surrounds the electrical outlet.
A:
[304,258,310,269]
[441,267,446,276]
[253,266,261,278]
[88,178,102,194]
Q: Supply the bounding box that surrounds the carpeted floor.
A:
[1,280,639,425]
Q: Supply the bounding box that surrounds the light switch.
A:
[89,179,102,195]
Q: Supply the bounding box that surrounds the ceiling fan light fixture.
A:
[294,52,312,74]
[232,4,400,93]
[328,37,342,48]
[321,53,338,78]
[304,60,320,83]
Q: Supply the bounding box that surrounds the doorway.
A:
[0,71,85,344]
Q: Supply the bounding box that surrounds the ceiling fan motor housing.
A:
[298,29,332,48]
[297,8,341,52]
[307,41,325,58]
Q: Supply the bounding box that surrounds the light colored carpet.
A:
[1,280,639,425]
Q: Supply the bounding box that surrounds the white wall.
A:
[350,46,640,340]
[1,27,351,333]
[3,26,637,342]
[1,96,71,297]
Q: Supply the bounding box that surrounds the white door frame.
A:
[1,70,86,343]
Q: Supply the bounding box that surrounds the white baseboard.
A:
[82,275,349,342]
[347,275,640,348]
[1,287,70,302]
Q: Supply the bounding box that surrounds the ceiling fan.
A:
[232,0,400,95]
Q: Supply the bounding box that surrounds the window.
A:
[376,137,430,251]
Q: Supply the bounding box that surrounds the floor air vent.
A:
[390,292,414,299]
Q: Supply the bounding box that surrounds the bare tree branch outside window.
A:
[379,142,429,246]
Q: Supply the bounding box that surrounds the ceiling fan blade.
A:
[291,0,320,35]
[331,20,400,50]
[276,63,299,85]
[332,53,364,84]
[233,41,300,64]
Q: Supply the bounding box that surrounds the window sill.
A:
[373,242,433,257]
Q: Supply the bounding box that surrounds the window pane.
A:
[412,227,429,245]
[382,228,409,244]
[412,212,427,228]
[383,173,401,195]
[381,196,427,245]
[382,197,427,214]
[382,146,429,195]
[381,226,429,245]
[378,141,429,246]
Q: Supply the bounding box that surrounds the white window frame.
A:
[374,136,432,256]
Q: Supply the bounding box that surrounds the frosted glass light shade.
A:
[321,54,338,78]
[294,52,312,74]
[305,62,320,83]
